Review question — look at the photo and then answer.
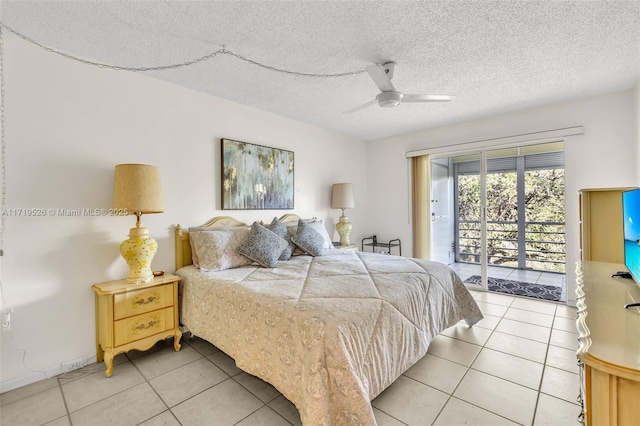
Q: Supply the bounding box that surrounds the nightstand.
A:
[334,243,359,252]
[92,273,182,377]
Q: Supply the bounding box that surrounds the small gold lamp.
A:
[331,183,355,246]
[113,164,164,283]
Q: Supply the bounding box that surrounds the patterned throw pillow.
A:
[291,219,327,256]
[285,218,335,255]
[306,220,335,251]
[266,217,296,260]
[236,222,288,268]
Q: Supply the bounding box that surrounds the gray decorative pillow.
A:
[286,218,334,255]
[290,219,327,256]
[307,219,335,251]
[236,222,288,268]
[266,217,296,260]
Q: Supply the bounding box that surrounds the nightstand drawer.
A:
[114,307,175,347]
[114,283,174,320]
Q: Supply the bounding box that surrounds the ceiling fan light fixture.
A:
[344,62,454,114]
[377,91,403,108]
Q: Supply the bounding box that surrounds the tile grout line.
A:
[56,376,73,426]
[180,337,294,426]
[228,375,294,426]
[529,301,555,425]
[166,340,252,425]
[126,349,178,425]
[429,294,520,425]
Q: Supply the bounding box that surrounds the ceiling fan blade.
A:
[366,64,396,92]
[344,99,377,114]
[403,94,455,103]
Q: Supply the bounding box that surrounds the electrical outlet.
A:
[2,307,13,331]
[62,359,86,373]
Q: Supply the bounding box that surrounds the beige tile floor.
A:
[0,291,580,426]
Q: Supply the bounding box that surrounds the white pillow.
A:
[190,227,253,271]
[187,226,211,268]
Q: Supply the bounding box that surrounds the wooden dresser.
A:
[576,261,640,425]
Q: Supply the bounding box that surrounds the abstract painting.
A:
[221,139,294,210]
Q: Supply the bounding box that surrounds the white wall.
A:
[366,88,640,306]
[0,34,367,390]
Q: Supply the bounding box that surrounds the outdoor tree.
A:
[458,168,565,272]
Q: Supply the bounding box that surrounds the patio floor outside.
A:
[449,262,567,303]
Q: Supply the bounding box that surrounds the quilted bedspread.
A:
[177,251,483,425]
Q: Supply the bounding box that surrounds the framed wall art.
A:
[221,139,294,210]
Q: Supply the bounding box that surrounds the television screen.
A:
[623,188,640,283]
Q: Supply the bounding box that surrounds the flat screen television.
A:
[622,188,640,294]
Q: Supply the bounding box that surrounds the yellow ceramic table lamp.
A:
[113,164,164,284]
[331,183,355,246]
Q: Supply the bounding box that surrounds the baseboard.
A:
[0,353,96,394]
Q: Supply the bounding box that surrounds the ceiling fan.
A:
[344,62,454,114]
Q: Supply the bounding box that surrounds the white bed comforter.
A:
[177,251,483,425]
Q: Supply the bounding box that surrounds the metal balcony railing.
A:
[457,220,566,273]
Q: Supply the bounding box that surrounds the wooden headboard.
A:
[174,214,302,270]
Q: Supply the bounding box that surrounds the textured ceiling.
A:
[1,1,639,141]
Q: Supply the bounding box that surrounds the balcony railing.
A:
[457,220,565,273]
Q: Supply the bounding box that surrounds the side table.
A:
[333,243,359,252]
[92,273,182,377]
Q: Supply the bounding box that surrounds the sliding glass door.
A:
[430,142,565,295]
[430,157,454,264]
[452,152,485,289]
[431,150,489,290]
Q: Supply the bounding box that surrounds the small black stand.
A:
[624,302,640,309]
[361,236,402,256]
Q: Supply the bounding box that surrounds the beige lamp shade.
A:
[331,183,355,209]
[113,164,164,214]
[113,164,164,284]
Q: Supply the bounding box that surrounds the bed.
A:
[174,214,482,425]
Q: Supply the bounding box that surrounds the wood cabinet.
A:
[576,261,640,425]
[579,187,635,263]
[93,274,182,377]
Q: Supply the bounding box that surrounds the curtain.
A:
[411,155,430,259]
